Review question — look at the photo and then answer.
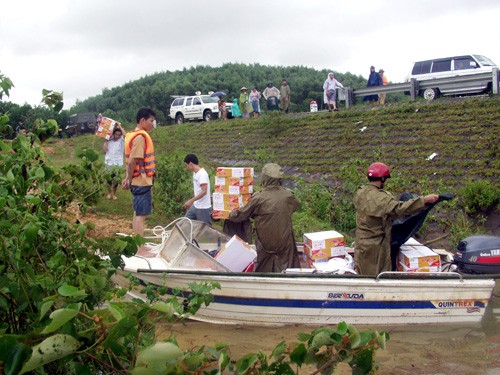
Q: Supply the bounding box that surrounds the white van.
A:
[406,54,497,100]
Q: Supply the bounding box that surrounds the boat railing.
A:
[376,271,464,282]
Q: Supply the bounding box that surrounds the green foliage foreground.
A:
[0,73,389,375]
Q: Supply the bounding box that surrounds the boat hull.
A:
[120,267,495,326]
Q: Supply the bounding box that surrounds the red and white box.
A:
[96,117,120,140]
[304,230,345,253]
[216,167,254,178]
[215,235,257,272]
[214,185,253,195]
[214,176,254,187]
[399,238,441,270]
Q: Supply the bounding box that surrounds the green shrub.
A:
[460,180,500,214]
[155,152,192,219]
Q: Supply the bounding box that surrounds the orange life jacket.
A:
[125,130,156,177]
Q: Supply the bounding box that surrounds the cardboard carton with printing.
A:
[303,230,345,253]
[215,176,254,187]
[215,235,257,272]
[216,167,254,178]
[96,117,120,140]
[399,238,441,269]
[214,184,254,195]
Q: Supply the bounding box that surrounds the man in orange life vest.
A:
[122,108,157,236]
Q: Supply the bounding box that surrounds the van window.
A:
[412,61,432,75]
[474,55,495,66]
[431,60,451,73]
[172,98,183,106]
[186,98,193,106]
[454,57,475,70]
[193,97,202,105]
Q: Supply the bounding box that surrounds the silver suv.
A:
[405,54,497,100]
[169,95,220,124]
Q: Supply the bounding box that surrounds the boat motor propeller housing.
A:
[454,235,500,274]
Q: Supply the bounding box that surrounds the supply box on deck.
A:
[303,230,345,260]
[398,238,441,272]
[215,235,257,272]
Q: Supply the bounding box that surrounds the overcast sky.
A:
[1,0,499,108]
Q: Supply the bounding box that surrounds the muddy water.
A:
[158,282,500,375]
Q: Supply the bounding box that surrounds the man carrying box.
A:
[215,163,300,272]
[183,154,212,225]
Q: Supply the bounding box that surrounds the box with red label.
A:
[397,261,440,273]
[216,167,254,178]
[303,244,345,260]
[214,185,254,195]
[213,200,241,211]
[303,231,345,253]
[96,117,120,140]
[215,235,257,272]
[212,193,252,205]
[399,238,441,269]
[215,176,254,187]
[212,210,231,219]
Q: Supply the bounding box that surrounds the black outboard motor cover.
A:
[454,235,500,274]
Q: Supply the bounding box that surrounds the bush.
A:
[460,180,500,214]
[155,152,192,219]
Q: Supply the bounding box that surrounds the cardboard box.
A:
[212,210,231,219]
[303,231,345,251]
[216,167,254,178]
[303,244,346,260]
[399,238,441,269]
[214,176,254,187]
[214,185,253,195]
[212,193,252,205]
[215,235,257,272]
[305,256,329,269]
[397,261,440,273]
[96,117,120,140]
[213,200,241,211]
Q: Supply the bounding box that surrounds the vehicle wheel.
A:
[175,114,184,124]
[203,110,212,122]
[423,88,438,100]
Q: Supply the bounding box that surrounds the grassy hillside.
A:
[155,97,499,190]
[46,96,500,247]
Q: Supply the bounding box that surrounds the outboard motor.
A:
[454,235,500,274]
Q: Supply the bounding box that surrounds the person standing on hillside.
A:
[183,154,212,225]
[215,163,301,272]
[363,66,383,108]
[353,162,439,276]
[378,69,388,105]
[103,124,125,200]
[262,81,280,111]
[323,72,343,112]
[239,87,250,118]
[249,86,261,117]
[122,108,157,237]
[279,79,291,113]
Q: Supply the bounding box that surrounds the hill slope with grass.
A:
[48,96,500,247]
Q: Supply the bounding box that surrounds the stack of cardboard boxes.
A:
[303,230,346,268]
[212,167,254,219]
[397,238,441,272]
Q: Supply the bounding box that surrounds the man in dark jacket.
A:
[363,66,383,108]
[222,163,300,272]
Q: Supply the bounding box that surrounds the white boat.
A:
[117,219,496,326]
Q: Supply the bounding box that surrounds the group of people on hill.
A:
[110,106,440,277]
[223,79,291,119]
[219,67,388,118]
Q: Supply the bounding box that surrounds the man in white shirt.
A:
[103,124,125,200]
[183,154,212,225]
